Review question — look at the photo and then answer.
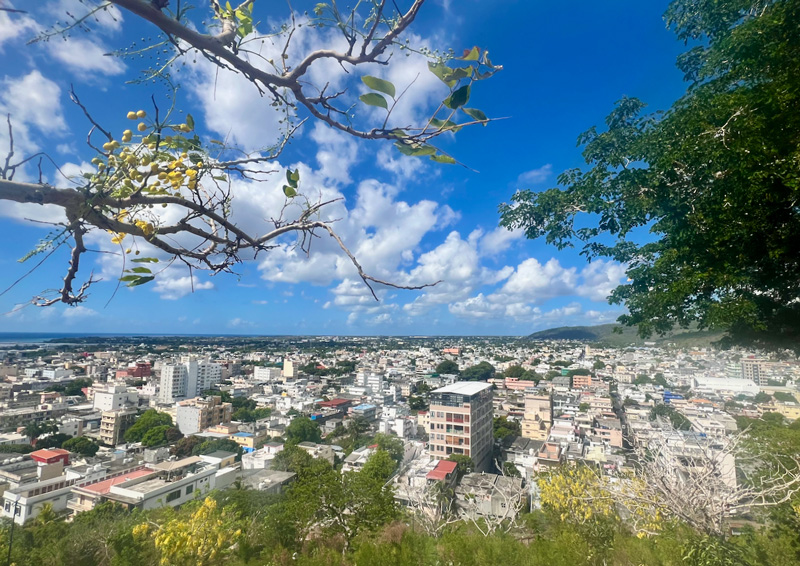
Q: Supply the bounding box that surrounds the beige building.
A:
[175,396,232,435]
[99,408,138,446]
[428,382,493,471]
[521,394,551,441]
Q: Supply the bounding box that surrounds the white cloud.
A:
[310,123,359,184]
[447,258,627,324]
[62,305,98,319]
[47,37,125,75]
[516,164,553,187]
[576,260,627,302]
[479,226,523,256]
[0,4,39,51]
[49,0,124,33]
[152,275,214,300]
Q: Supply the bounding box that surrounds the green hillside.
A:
[526,324,725,348]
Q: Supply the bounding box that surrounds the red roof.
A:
[318,398,351,408]
[30,448,70,462]
[426,460,458,481]
[81,469,155,494]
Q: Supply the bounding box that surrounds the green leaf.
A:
[286,168,300,187]
[361,76,396,98]
[359,93,388,110]
[130,267,152,274]
[185,114,195,130]
[444,85,471,110]
[393,141,436,157]
[430,118,462,133]
[463,107,488,124]
[127,276,155,287]
[313,3,328,16]
[283,185,297,198]
[428,61,457,88]
[119,275,140,282]
[458,46,481,61]
[210,139,225,145]
[443,67,473,83]
[131,257,159,263]
[430,154,457,164]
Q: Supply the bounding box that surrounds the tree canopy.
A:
[460,361,495,381]
[123,409,173,443]
[500,0,800,351]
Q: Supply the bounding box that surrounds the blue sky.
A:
[0,0,689,335]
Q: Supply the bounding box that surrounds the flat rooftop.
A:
[81,469,155,494]
[432,382,492,395]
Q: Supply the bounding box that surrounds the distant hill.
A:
[526,324,725,348]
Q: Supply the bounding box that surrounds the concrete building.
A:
[175,396,233,434]
[42,368,73,380]
[93,383,139,412]
[99,409,138,446]
[572,374,593,389]
[741,358,768,387]
[253,366,281,381]
[159,357,222,404]
[692,377,759,395]
[521,394,551,441]
[428,381,493,472]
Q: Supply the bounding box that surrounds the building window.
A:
[166,489,181,502]
[186,485,194,496]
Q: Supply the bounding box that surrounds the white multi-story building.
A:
[93,383,139,412]
[42,368,73,380]
[158,358,222,404]
[253,366,281,382]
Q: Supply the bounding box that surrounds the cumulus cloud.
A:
[479,226,524,256]
[0,4,39,51]
[46,37,125,75]
[447,258,627,324]
[516,164,553,187]
[153,275,214,300]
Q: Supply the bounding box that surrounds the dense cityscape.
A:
[1,333,798,553]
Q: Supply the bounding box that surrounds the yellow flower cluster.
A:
[90,109,206,248]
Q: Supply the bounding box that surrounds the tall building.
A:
[521,394,551,441]
[93,383,139,412]
[158,358,222,404]
[99,408,138,446]
[175,396,233,434]
[741,358,768,387]
[428,381,493,472]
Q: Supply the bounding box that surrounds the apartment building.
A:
[175,396,233,434]
[93,383,139,412]
[521,394,551,441]
[159,357,222,404]
[99,408,138,446]
[427,381,493,472]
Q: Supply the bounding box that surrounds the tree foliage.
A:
[62,436,100,457]
[124,409,173,443]
[500,0,800,351]
[285,416,322,445]
[436,360,460,375]
[461,361,496,381]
